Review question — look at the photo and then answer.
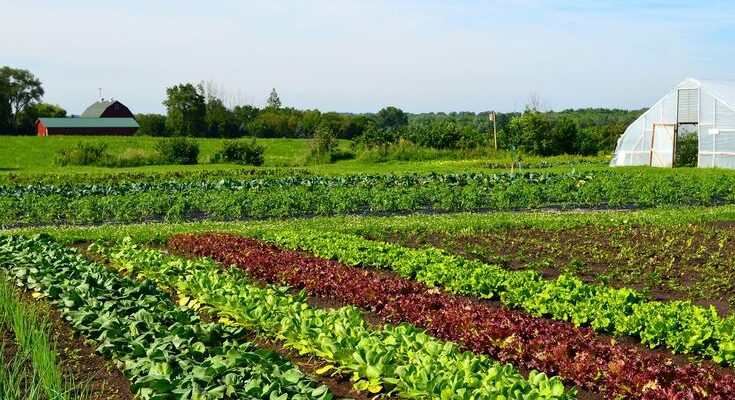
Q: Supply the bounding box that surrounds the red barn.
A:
[37,99,139,136]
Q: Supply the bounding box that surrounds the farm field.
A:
[4,141,735,399]
[4,1,733,398]
[3,164,735,227]
[4,188,735,398]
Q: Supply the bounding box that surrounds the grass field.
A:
[0,135,609,176]
[0,136,332,173]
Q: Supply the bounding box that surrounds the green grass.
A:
[0,135,610,176]
[0,136,351,174]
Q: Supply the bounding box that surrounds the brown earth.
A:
[379,222,735,317]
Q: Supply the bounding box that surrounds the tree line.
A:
[150,81,643,156]
[0,67,66,134]
[1,66,644,156]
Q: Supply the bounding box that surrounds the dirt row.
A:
[378,221,735,316]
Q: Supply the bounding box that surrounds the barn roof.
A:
[81,100,117,118]
[38,117,139,128]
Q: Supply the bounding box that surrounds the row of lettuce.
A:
[163,232,735,399]
[6,228,735,398]
[258,230,735,366]
[0,234,332,400]
[0,234,572,399]
[3,169,735,224]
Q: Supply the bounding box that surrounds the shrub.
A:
[311,126,337,155]
[304,125,344,164]
[676,132,698,167]
[156,137,199,165]
[210,139,265,166]
[54,141,110,166]
[99,148,161,168]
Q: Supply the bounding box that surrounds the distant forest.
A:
[1,67,644,156]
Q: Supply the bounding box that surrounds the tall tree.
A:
[136,113,168,136]
[16,102,66,134]
[0,77,12,133]
[205,97,236,137]
[550,116,578,155]
[376,106,408,131]
[0,67,44,132]
[266,88,281,109]
[232,104,260,135]
[162,83,206,136]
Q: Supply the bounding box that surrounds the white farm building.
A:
[611,78,735,168]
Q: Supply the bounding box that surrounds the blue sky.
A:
[1,0,734,114]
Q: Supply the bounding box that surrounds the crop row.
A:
[258,229,735,366]
[97,237,572,399]
[0,276,87,400]
[4,170,735,224]
[166,232,735,399]
[396,223,735,312]
[0,171,593,197]
[0,234,332,400]
[0,167,298,187]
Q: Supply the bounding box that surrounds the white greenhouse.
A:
[611,78,735,168]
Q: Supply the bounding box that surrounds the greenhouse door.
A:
[649,123,675,167]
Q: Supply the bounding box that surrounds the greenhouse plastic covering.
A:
[611,78,735,168]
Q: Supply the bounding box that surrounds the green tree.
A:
[576,123,626,155]
[266,88,281,109]
[232,104,260,135]
[298,109,321,137]
[204,97,236,137]
[356,123,396,147]
[675,132,698,167]
[376,106,408,131]
[162,83,206,136]
[342,115,371,140]
[0,77,11,133]
[502,109,553,155]
[0,67,44,132]
[16,102,66,134]
[550,116,578,155]
[32,102,66,118]
[136,113,168,136]
[246,109,300,138]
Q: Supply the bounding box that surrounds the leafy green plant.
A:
[156,137,199,164]
[260,229,735,366]
[53,141,110,166]
[210,138,265,166]
[676,131,698,167]
[96,237,573,399]
[0,234,331,400]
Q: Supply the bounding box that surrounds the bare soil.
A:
[379,222,735,316]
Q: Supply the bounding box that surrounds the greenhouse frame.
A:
[611,78,735,168]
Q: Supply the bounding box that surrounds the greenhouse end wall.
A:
[611,78,735,169]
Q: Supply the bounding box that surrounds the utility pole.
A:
[489,111,497,151]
